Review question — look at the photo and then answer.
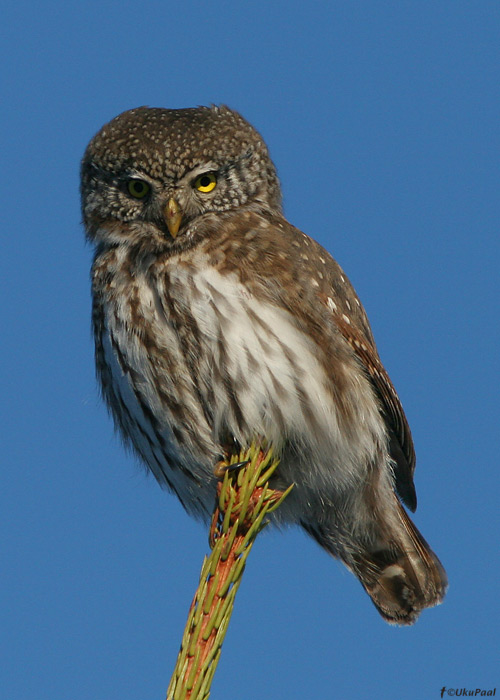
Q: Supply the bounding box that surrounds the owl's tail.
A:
[303,496,447,625]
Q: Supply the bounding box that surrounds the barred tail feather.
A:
[357,499,447,624]
[304,496,447,625]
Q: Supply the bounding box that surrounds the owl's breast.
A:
[92,247,387,515]
[93,250,221,514]
[155,260,387,489]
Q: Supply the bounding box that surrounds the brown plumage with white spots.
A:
[81,105,447,624]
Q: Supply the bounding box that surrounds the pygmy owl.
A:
[81,105,447,625]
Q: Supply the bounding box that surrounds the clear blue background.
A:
[2,2,498,699]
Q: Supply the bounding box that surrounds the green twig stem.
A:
[166,445,293,700]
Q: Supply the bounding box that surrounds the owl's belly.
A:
[97,264,386,518]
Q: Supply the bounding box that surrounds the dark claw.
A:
[222,459,250,473]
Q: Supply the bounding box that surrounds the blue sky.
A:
[2,2,499,698]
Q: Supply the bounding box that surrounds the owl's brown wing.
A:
[332,311,417,511]
[281,224,418,511]
[229,213,418,511]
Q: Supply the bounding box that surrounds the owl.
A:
[81,105,447,625]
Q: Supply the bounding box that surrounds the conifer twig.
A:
[167,444,293,700]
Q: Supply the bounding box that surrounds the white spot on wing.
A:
[382,565,405,578]
[327,297,338,313]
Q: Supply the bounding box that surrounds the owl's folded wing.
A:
[333,312,418,512]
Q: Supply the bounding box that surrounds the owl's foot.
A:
[210,457,250,545]
[213,458,250,478]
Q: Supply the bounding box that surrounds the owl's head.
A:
[81,105,282,249]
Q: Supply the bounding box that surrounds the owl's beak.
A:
[165,198,183,238]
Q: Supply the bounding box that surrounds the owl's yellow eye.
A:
[127,179,150,199]
[194,172,217,193]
